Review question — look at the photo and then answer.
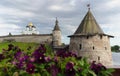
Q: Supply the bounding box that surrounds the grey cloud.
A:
[0,0,119,45]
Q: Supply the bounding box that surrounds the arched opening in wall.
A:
[79,44,82,50]
[93,46,95,50]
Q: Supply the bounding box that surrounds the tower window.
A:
[98,56,100,62]
[79,44,82,50]
[93,46,95,50]
[100,35,102,39]
[87,36,89,39]
[105,47,107,50]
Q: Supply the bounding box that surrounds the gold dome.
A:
[28,22,33,27]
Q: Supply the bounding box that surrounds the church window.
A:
[79,44,82,50]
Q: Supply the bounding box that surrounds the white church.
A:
[22,22,39,35]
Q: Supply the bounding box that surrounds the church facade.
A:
[22,22,39,35]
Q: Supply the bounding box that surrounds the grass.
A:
[0,42,40,53]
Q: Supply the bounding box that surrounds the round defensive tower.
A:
[68,8,113,66]
[52,18,62,47]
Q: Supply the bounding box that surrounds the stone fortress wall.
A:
[0,7,113,67]
[0,34,53,44]
[0,19,62,47]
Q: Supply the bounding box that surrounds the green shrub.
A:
[0,44,114,76]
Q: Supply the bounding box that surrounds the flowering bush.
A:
[0,44,114,76]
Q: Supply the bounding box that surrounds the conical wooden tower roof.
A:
[74,9,104,35]
[53,18,60,31]
[69,9,113,37]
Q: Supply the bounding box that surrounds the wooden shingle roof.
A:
[53,18,60,31]
[68,9,113,38]
[74,9,104,35]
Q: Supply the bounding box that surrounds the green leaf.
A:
[98,68,115,76]
[19,70,30,76]
[88,70,97,76]
[57,73,65,76]
[33,73,41,76]
[73,66,78,71]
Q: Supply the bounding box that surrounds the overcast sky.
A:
[0,0,119,45]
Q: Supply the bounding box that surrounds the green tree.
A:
[111,45,120,52]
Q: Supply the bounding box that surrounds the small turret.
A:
[52,18,62,47]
